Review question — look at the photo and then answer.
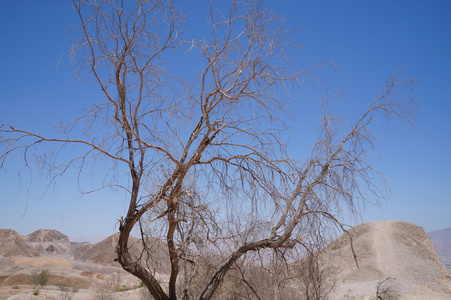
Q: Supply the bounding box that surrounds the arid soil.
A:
[0,285,150,300]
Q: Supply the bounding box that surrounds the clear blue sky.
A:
[1,0,450,242]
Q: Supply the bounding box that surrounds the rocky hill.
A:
[0,229,39,258]
[322,220,451,299]
[26,229,69,243]
[429,227,451,270]
[26,229,72,256]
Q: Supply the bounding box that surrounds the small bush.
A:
[115,284,130,292]
[30,269,49,288]
[12,286,20,289]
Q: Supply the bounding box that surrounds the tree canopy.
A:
[0,1,416,299]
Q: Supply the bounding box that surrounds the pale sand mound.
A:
[324,220,451,299]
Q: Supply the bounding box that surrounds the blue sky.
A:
[1,0,450,242]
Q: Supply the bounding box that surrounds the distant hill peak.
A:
[429,227,451,239]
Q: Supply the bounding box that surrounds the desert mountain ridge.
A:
[4,224,450,268]
[1,221,451,299]
[429,227,451,270]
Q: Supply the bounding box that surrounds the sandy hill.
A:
[323,220,451,299]
[429,227,451,269]
[0,229,39,258]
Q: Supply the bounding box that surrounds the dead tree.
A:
[0,0,416,299]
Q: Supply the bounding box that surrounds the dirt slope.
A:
[324,220,451,299]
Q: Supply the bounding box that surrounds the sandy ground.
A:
[0,285,149,300]
[2,285,450,300]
